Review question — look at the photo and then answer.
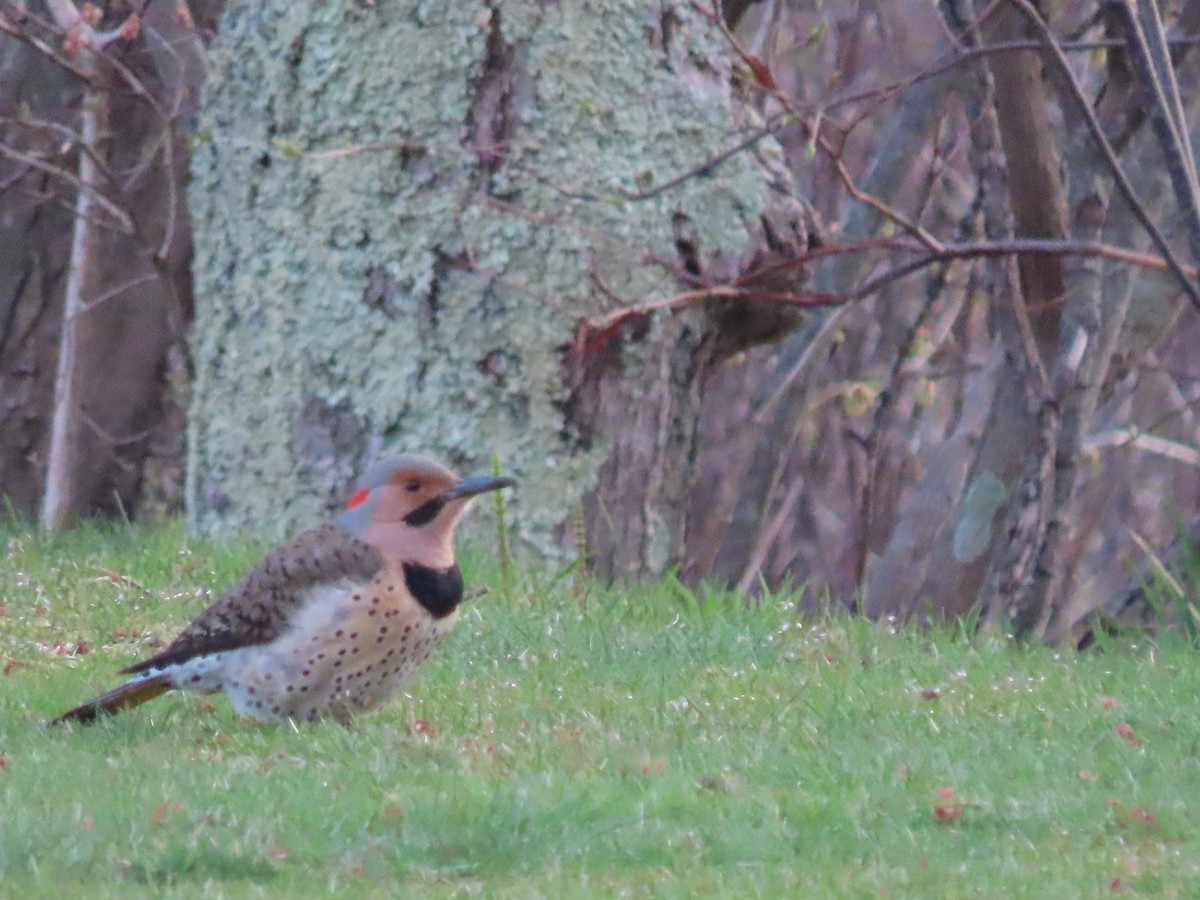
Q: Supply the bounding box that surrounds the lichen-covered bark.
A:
[188,1,784,560]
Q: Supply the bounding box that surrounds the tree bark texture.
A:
[1050,0,1200,642]
[0,2,218,524]
[40,73,106,530]
[121,0,1200,625]
[186,0,808,572]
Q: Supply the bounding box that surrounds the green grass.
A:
[3,523,1200,897]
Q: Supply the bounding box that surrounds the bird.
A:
[53,455,516,725]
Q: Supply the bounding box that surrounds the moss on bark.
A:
[188,0,779,558]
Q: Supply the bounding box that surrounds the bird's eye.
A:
[404,478,421,492]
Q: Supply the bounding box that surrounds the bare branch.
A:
[1086,428,1200,468]
[0,5,92,80]
[80,272,159,314]
[612,122,784,201]
[1116,0,1200,269]
[1005,0,1200,311]
[0,140,134,233]
[574,235,1200,364]
[40,0,86,32]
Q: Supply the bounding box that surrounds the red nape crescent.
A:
[345,488,369,510]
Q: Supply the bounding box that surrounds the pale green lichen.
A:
[952,471,1009,563]
[188,0,778,559]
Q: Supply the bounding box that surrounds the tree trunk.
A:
[0,2,218,525]
[41,75,106,530]
[186,0,809,571]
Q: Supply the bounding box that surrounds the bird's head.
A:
[337,455,516,564]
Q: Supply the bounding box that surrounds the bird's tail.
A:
[51,673,173,726]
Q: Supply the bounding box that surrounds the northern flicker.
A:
[53,455,515,725]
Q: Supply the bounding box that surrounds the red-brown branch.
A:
[571,236,1198,362]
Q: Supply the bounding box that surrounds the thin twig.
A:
[1127,528,1187,598]
[0,5,91,80]
[848,237,1199,303]
[78,408,154,449]
[80,272,159,314]
[0,141,134,233]
[612,8,1200,208]
[612,122,787,201]
[1118,0,1200,270]
[708,0,941,251]
[575,234,1200,366]
[1085,428,1200,467]
[1005,0,1200,311]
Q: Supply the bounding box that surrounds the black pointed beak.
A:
[440,473,517,501]
[403,474,516,527]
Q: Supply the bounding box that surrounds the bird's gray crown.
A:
[355,454,456,490]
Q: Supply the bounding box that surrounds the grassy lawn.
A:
[2,523,1200,897]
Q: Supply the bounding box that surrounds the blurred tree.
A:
[185,0,814,581]
[0,0,218,527]
[10,0,1200,645]
[188,0,1200,643]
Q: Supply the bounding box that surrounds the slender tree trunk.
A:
[1049,0,1200,642]
[3,2,215,526]
[41,70,106,530]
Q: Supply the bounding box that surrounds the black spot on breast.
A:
[403,563,463,618]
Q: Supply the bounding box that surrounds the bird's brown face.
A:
[337,455,515,547]
[350,462,459,526]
